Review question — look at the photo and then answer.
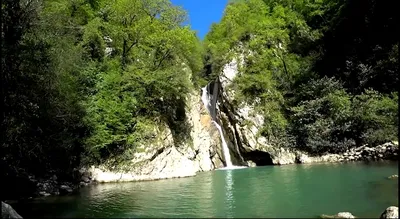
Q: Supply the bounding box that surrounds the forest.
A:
[1,0,398,199]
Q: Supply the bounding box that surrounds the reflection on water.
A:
[225,170,234,218]
[13,161,398,218]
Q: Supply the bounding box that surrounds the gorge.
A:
[1,0,398,218]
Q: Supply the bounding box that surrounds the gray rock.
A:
[39,191,51,196]
[80,182,89,187]
[1,202,23,219]
[380,206,398,219]
[247,160,257,167]
[388,175,398,179]
[81,176,90,183]
[321,212,355,218]
[337,212,356,218]
[59,185,73,194]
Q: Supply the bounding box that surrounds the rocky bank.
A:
[1,202,23,219]
[321,206,399,218]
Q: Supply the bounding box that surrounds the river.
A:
[13,161,398,218]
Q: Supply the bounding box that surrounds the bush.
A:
[351,90,398,146]
[290,82,354,154]
[289,77,398,154]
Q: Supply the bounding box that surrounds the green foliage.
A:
[204,0,398,154]
[80,0,200,163]
[290,78,354,153]
[351,90,398,146]
[203,0,315,146]
[1,0,202,195]
[290,80,398,154]
[1,0,87,188]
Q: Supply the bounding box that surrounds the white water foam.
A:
[201,85,247,170]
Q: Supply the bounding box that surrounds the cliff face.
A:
[81,57,398,184]
[84,56,297,183]
[216,58,296,166]
[86,92,226,183]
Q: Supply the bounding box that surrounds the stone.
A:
[321,212,355,219]
[388,175,398,179]
[380,206,398,219]
[247,160,257,167]
[337,212,356,218]
[297,154,312,164]
[39,191,51,196]
[59,185,73,194]
[271,150,296,165]
[81,176,90,183]
[1,202,23,219]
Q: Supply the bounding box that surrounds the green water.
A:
[14,161,398,218]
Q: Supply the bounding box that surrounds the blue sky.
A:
[171,0,228,40]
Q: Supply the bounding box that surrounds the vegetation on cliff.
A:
[201,0,398,154]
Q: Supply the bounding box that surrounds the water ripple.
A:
[14,161,399,218]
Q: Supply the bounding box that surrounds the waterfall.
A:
[201,83,233,168]
[212,121,233,167]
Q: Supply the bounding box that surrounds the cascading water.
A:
[201,86,233,168]
[212,121,233,168]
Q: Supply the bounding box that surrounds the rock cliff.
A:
[75,57,398,185]
[83,92,226,183]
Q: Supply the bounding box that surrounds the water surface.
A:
[14,161,398,218]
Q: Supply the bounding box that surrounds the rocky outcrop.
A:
[293,142,398,165]
[1,202,23,219]
[321,212,355,218]
[321,206,398,219]
[216,58,399,167]
[380,206,398,219]
[24,174,76,197]
[80,92,225,183]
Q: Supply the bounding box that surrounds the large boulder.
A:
[1,202,23,219]
[380,206,398,219]
[321,212,355,218]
